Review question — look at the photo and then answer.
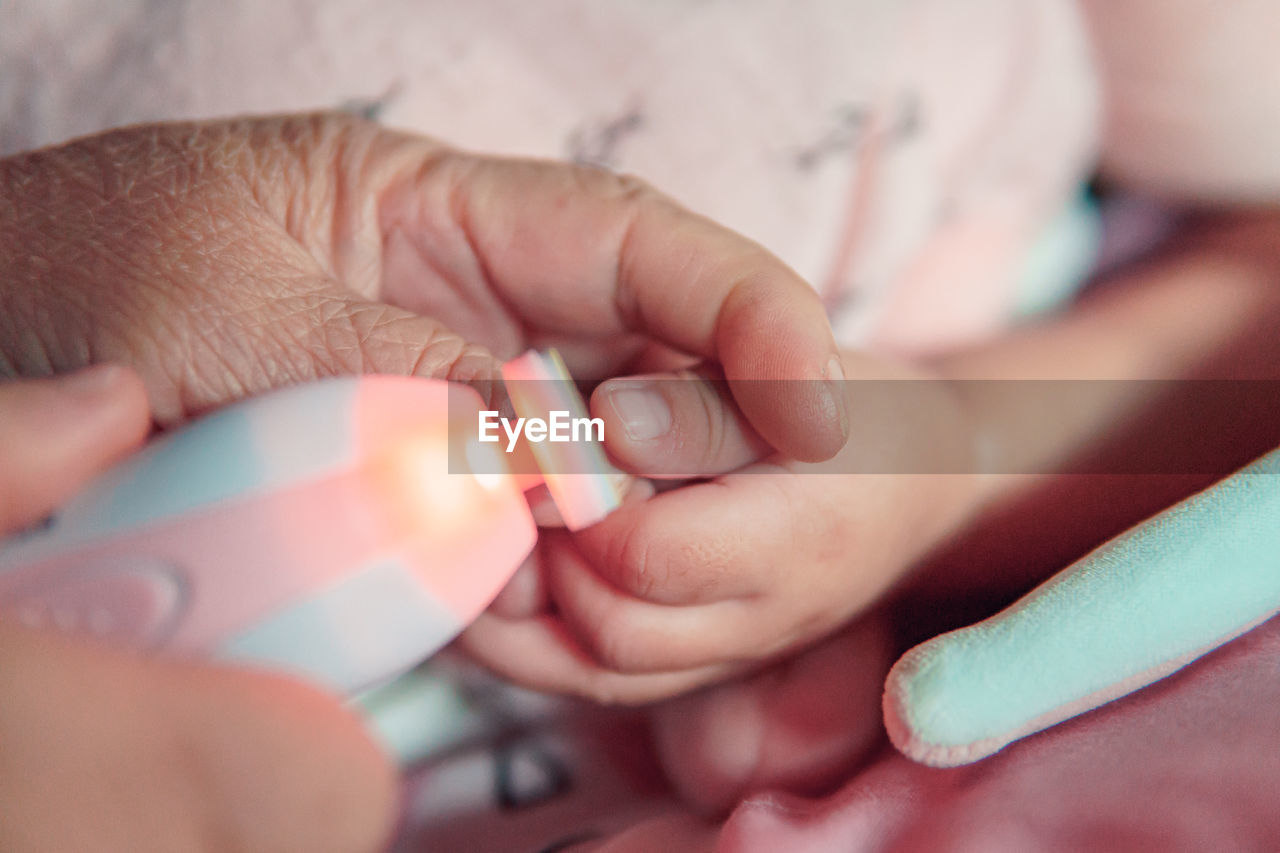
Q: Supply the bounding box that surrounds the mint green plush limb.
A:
[885,448,1280,766]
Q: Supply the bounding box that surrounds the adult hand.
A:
[0,113,846,461]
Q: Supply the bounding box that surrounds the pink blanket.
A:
[391,612,1278,851]
[716,616,1280,852]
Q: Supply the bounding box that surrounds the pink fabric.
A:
[714,615,1280,852]
[1080,0,1280,203]
[0,0,1099,353]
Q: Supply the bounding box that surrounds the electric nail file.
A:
[0,351,622,695]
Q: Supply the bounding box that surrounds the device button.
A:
[7,558,186,648]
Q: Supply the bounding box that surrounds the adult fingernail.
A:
[608,384,673,442]
[823,355,850,440]
[56,364,125,402]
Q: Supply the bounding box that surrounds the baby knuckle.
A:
[615,522,738,602]
[612,520,664,599]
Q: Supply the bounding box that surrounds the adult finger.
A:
[0,365,150,532]
[379,153,849,461]
[323,296,502,403]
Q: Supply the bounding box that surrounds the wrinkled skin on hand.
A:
[0,114,492,421]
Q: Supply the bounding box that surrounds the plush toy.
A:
[886,448,1280,767]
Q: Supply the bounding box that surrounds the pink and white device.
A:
[0,351,622,695]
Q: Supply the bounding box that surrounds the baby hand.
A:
[462,353,982,703]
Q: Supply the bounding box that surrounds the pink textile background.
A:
[716,615,1280,852]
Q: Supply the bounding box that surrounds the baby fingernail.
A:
[823,355,850,438]
[608,384,672,442]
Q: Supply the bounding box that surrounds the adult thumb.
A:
[0,365,150,532]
